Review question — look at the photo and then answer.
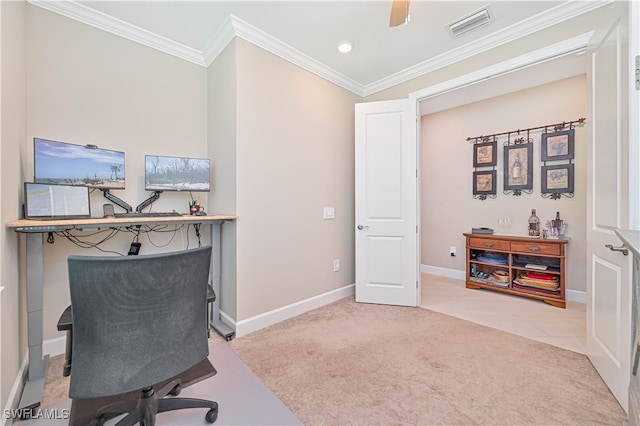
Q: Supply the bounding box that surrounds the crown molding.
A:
[363,0,612,96]
[29,0,611,98]
[28,0,207,67]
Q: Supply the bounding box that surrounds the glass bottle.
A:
[512,154,522,180]
[528,209,540,236]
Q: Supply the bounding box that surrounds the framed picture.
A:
[542,163,574,194]
[473,170,496,195]
[541,129,574,161]
[473,140,497,167]
[503,143,533,191]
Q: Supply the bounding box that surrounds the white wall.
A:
[1,0,27,413]
[420,75,587,292]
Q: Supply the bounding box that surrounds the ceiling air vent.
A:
[448,7,491,37]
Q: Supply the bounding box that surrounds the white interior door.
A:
[586,0,633,412]
[354,99,418,307]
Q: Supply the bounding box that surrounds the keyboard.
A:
[114,211,182,218]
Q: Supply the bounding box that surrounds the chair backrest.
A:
[67,246,212,399]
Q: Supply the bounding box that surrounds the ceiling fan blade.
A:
[389,0,410,27]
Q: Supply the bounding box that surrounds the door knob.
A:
[357,224,369,230]
[605,244,629,256]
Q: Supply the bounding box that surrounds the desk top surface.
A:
[7,214,237,232]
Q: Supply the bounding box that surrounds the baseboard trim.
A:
[42,335,66,357]
[420,264,586,304]
[2,355,29,426]
[420,264,466,280]
[234,284,355,338]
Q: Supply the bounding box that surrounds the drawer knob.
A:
[483,242,494,248]
[527,246,541,252]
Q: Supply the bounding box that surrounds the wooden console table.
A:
[7,214,237,413]
[463,233,568,308]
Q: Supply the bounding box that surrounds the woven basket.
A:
[492,270,510,283]
[518,273,559,290]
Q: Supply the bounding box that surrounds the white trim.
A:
[234,284,355,338]
[420,264,466,281]
[27,0,206,66]
[364,2,608,96]
[2,356,28,426]
[28,1,610,97]
[421,264,586,304]
[410,32,594,104]
[42,335,66,357]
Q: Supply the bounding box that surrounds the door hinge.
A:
[636,55,640,90]
[416,225,418,233]
[416,280,419,288]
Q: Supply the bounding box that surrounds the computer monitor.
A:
[24,182,91,220]
[34,138,125,189]
[144,155,210,192]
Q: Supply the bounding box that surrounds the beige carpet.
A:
[38,297,625,425]
[228,297,626,425]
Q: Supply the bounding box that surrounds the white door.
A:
[586,0,634,412]
[354,99,419,307]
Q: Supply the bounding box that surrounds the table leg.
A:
[209,221,235,340]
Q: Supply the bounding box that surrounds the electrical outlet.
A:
[323,207,335,219]
[450,246,456,257]
[333,259,340,271]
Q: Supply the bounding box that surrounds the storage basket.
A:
[517,273,559,290]
[492,270,510,283]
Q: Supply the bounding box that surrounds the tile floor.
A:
[421,273,586,354]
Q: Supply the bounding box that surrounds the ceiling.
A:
[31,1,606,98]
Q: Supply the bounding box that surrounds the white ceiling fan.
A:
[389,0,410,27]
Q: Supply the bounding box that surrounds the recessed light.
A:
[338,41,353,53]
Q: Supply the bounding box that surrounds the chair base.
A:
[69,358,217,426]
[90,380,217,426]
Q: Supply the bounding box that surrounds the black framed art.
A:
[473,140,497,167]
[542,163,574,194]
[503,143,533,192]
[473,170,496,196]
[541,129,574,161]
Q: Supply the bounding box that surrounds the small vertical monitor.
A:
[24,182,91,220]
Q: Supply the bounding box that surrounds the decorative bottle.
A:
[528,209,540,236]
[512,154,522,180]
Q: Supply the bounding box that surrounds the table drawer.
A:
[468,237,509,251]
[511,241,560,256]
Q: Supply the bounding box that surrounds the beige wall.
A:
[420,75,587,292]
[1,0,27,412]
[25,5,209,341]
[234,40,360,320]
[207,40,238,318]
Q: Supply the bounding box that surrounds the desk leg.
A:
[19,233,48,412]
[210,221,235,341]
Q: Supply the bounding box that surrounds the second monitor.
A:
[144,155,210,193]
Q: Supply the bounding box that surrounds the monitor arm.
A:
[135,191,162,213]
[101,189,132,213]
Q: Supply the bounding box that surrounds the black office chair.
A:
[67,246,218,425]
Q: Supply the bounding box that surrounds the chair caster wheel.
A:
[205,407,218,423]
[169,383,182,396]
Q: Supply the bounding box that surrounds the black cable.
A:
[194,223,202,247]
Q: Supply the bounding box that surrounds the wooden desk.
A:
[6,214,237,413]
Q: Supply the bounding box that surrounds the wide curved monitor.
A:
[34,138,125,189]
[145,155,210,192]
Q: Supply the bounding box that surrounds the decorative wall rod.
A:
[466,117,586,142]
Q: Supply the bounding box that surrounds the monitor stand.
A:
[135,191,162,213]
[101,189,133,213]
